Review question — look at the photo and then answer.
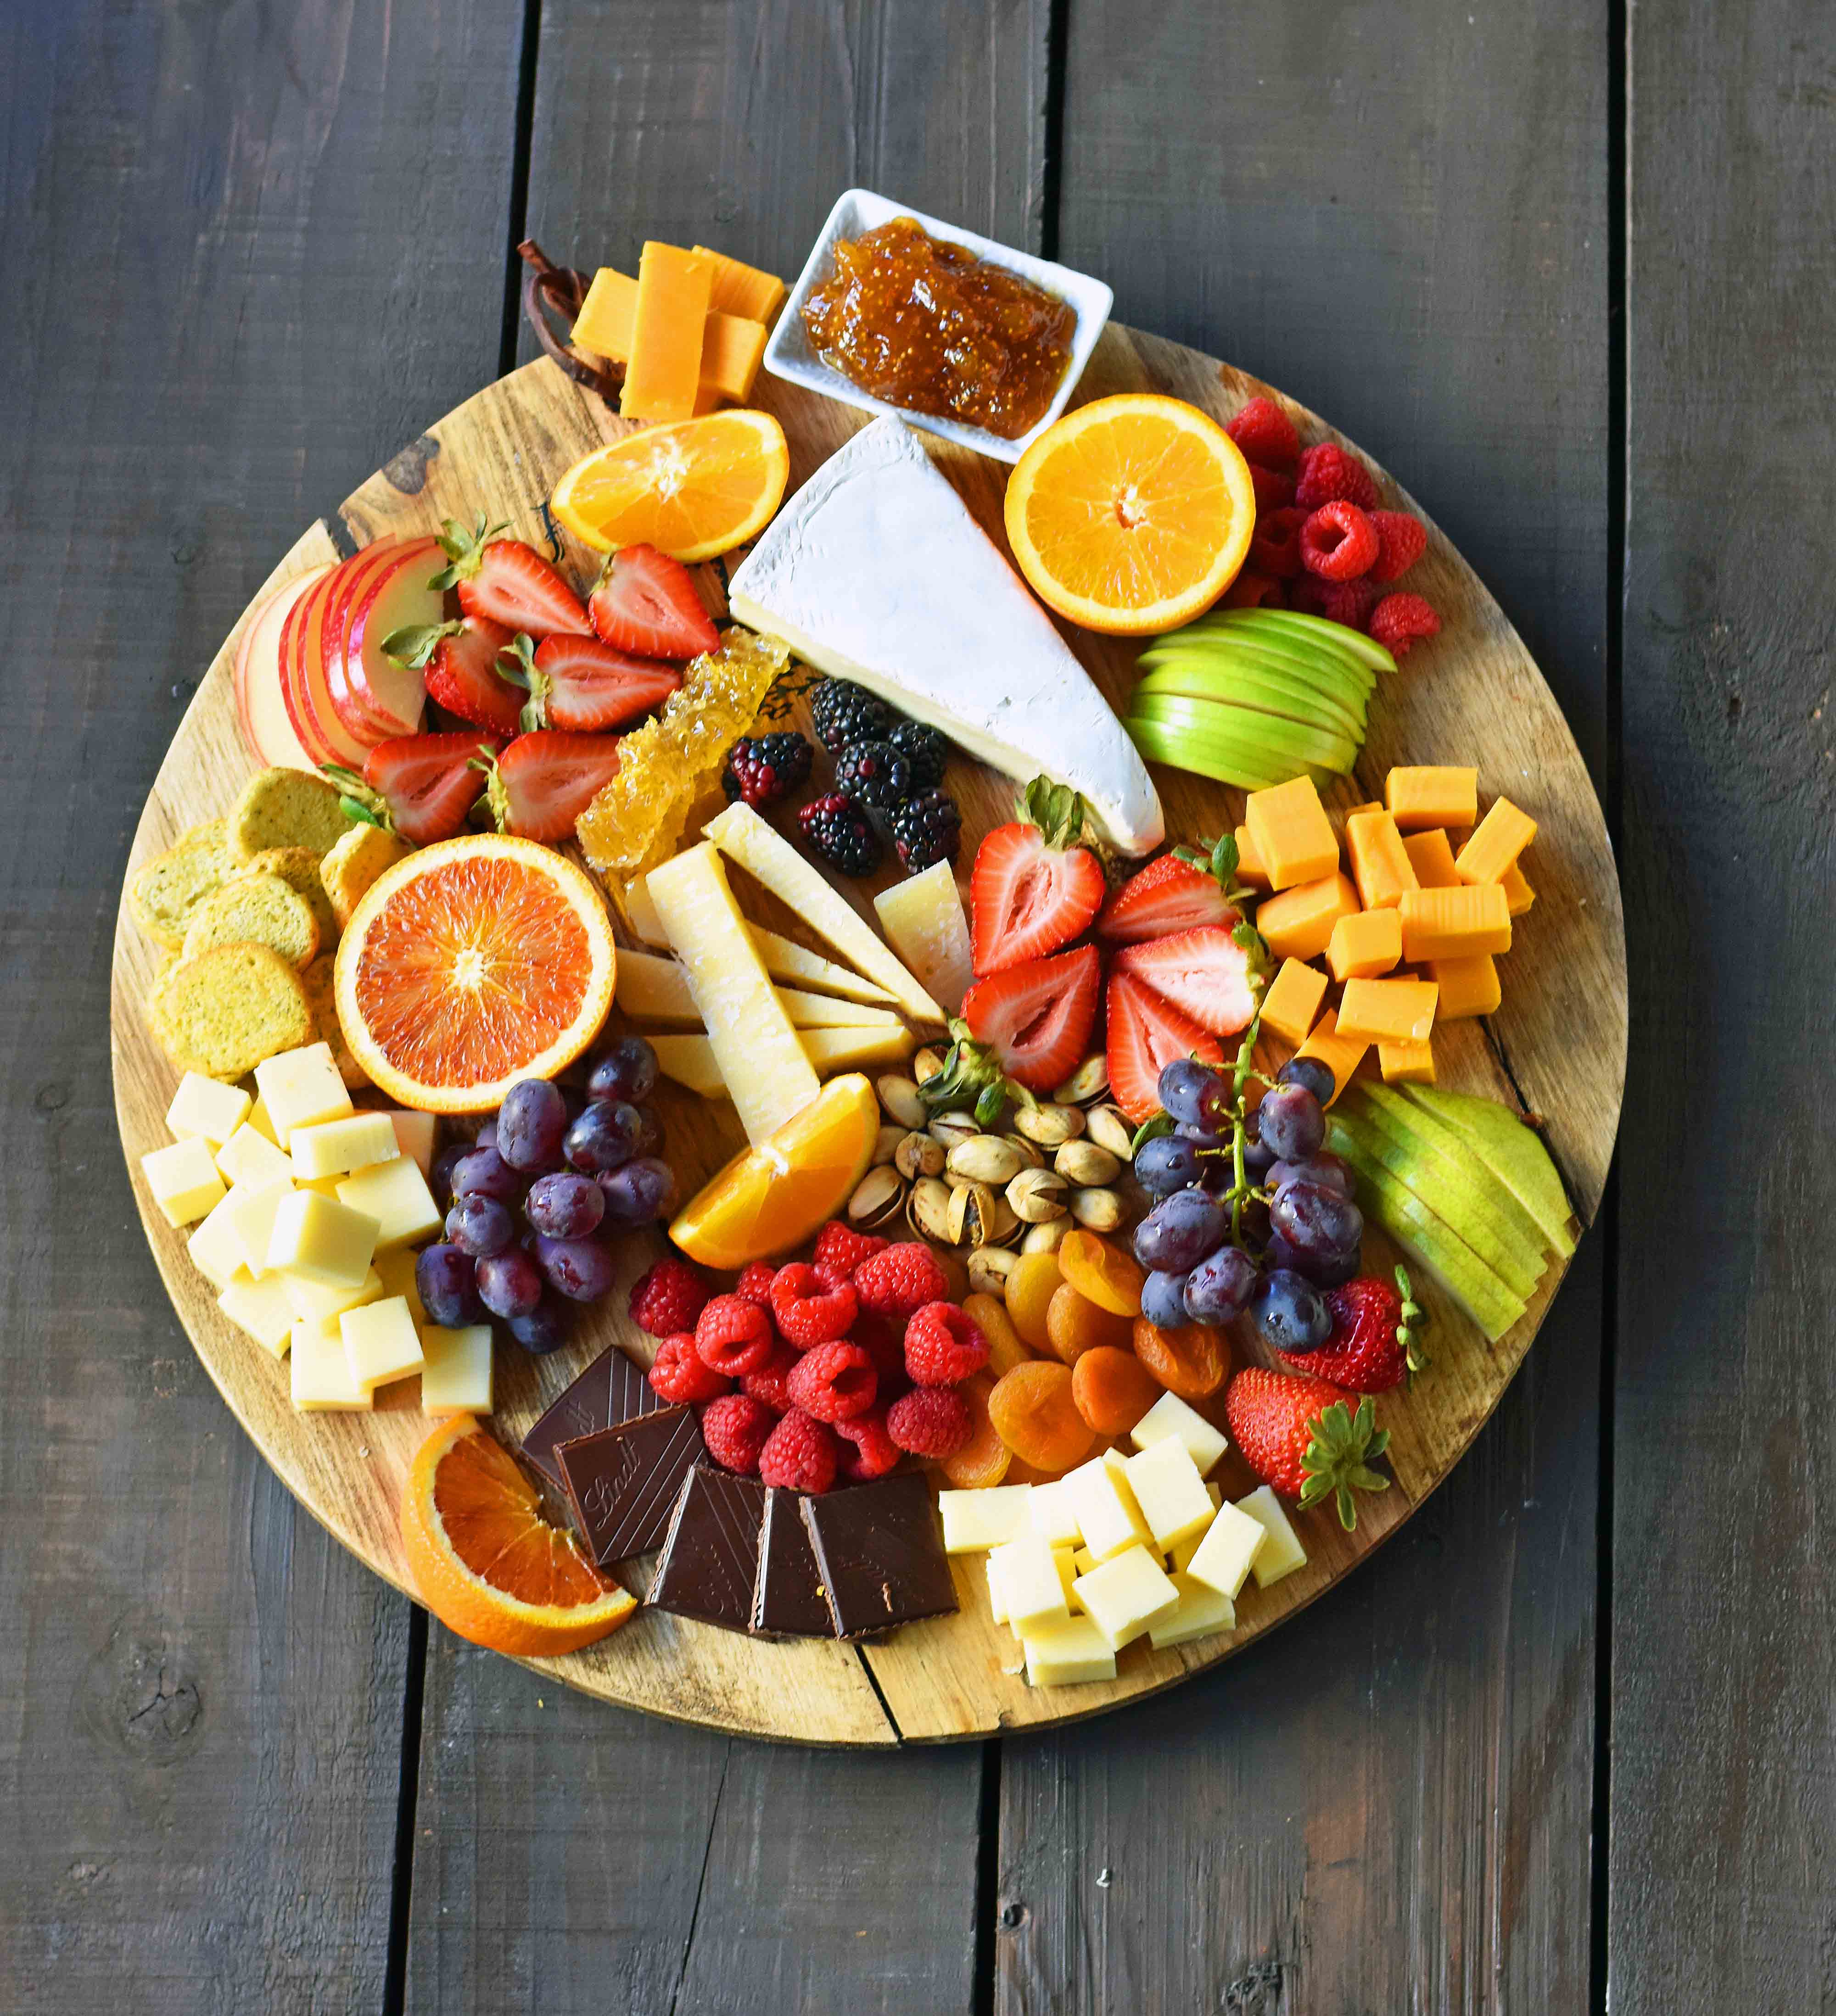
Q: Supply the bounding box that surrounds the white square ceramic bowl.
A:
[763,188,1113,464]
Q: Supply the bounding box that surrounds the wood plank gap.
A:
[498,0,547,379]
[972,1740,1004,2016]
[851,1640,907,1743]
[381,1605,429,2016]
[1037,0,1072,259]
[666,1740,732,2016]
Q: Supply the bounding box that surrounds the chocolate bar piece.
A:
[555,1406,704,1564]
[799,1472,958,1640]
[521,1343,662,1487]
[649,1466,767,1634]
[751,1487,837,1638]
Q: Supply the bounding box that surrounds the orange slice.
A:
[400,1416,635,1656]
[1003,394,1257,635]
[333,833,616,1112]
[671,1073,879,1269]
[549,410,790,561]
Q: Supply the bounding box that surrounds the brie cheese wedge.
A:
[728,417,1164,854]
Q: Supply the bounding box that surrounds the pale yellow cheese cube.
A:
[290,1111,399,1180]
[253,1042,353,1146]
[1052,1545,1079,1611]
[386,1109,437,1178]
[1071,1545,1098,1578]
[188,1188,257,1290]
[989,1534,1070,1631]
[340,1296,425,1392]
[1148,1571,1237,1649]
[1025,1478,1084,1548]
[281,1265,382,1325]
[940,1484,1032,1553]
[215,1121,294,1189]
[298,1174,344,1198]
[1128,1389,1229,1475]
[420,1324,494,1414]
[1071,1544,1180,1651]
[290,1318,373,1411]
[165,1071,252,1145]
[217,1272,298,1357]
[336,1155,442,1250]
[1169,1521,1210,1574]
[985,1553,1011,1628]
[141,1137,228,1227]
[1122,1437,1216,1551]
[1023,1614,1117,1687]
[246,1095,281,1146]
[1207,1481,1223,1508]
[1234,1485,1309,1586]
[1185,1499,1268,1601]
[373,1245,426,1324]
[223,1176,295,1278]
[1062,1454,1152,1563]
[267,1189,378,1289]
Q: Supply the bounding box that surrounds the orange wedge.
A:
[1003,394,1257,635]
[549,409,790,561]
[671,1072,880,1268]
[401,1416,635,1656]
[334,833,616,1112]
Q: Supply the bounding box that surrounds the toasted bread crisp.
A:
[241,845,339,946]
[146,943,313,1079]
[321,823,409,930]
[229,767,355,864]
[300,954,369,1089]
[181,874,321,969]
[129,819,239,950]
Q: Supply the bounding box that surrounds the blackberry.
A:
[798,792,882,877]
[888,719,949,792]
[832,738,912,811]
[722,731,812,808]
[810,678,896,753]
[889,790,962,872]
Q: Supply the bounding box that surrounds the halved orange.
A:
[1003,394,1257,635]
[401,1416,635,1656]
[671,1072,879,1269]
[549,410,790,561]
[334,832,616,1112]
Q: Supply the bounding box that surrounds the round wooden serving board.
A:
[111,329,1626,1746]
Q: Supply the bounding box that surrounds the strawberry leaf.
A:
[381,619,464,671]
[1297,1395,1391,1530]
[428,511,505,590]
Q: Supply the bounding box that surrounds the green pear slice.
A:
[1190,607,1397,675]
[1403,1087,1578,1258]
[1134,660,1366,741]
[1359,1083,1554,1264]
[1128,692,1359,772]
[1124,714,1292,791]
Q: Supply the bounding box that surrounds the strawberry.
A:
[496,631,682,733]
[1113,926,1258,1037]
[1104,968,1225,1124]
[969,777,1106,976]
[479,731,622,842]
[431,514,588,637]
[1224,1368,1391,1529]
[1280,1267,1425,1392]
[384,614,522,734]
[355,733,498,844]
[961,943,1102,1094]
[588,543,720,660]
[1097,833,1246,943]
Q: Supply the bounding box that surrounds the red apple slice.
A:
[344,542,443,736]
[322,538,417,739]
[235,565,331,766]
[274,566,344,765]
[282,561,375,766]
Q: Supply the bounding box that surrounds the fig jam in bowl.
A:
[764,189,1112,463]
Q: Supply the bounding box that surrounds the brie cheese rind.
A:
[728,417,1164,855]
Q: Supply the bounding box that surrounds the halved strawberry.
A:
[480,731,623,842]
[384,613,521,735]
[1105,969,1226,1124]
[1112,927,1256,1037]
[1098,852,1238,943]
[431,514,588,637]
[358,733,499,844]
[588,544,720,660]
[961,944,1102,1094]
[969,778,1106,977]
[496,631,682,733]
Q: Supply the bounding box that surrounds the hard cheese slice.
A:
[727,417,1164,854]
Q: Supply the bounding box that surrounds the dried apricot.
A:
[1070,1346,1162,1435]
[1005,1249,1063,1352]
[1056,1229,1145,1317]
[962,1292,1033,1378]
[987,1360,1097,1474]
[1045,1280,1133,1365]
[938,1373,1012,1489]
[1132,1316,1230,1401]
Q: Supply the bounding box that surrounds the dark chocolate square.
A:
[751,1487,838,1638]
[799,1472,958,1640]
[649,1467,767,1635]
[521,1344,661,1487]
[555,1406,704,1564]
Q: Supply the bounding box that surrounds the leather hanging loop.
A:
[517,240,621,401]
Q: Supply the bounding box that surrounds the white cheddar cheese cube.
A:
[282,1265,382,1324]
[246,1095,281,1146]
[222,1176,295,1278]
[873,860,975,1015]
[989,1535,1070,1631]
[290,1317,373,1411]
[297,1174,344,1198]
[373,1245,426,1324]
[985,1553,1011,1628]
[386,1109,437,1178]
[336,1155,442,1250]
[940,1484,1033,1553]
[290,1111,399,1180]
[165,1072,251,1145]
[1071,1545,1098,1578]
[1148,1571,1237,1649]
[420,1324,494,1414]
[253,1042,353,1146]
[1023,1614,1117,1687]
[1071,1544,1180,1651]
[1207,1481,1223,1508]
[340,1296,425,1392]
[1128,1390,1229,1475]
[1026,1479,1084,1548]
[141,1137,228,1228]
[1122,1437,1216,1550]
[267,1189,378,1289]
[1185,1500,1268,1602]
[217,1272,298,1357]
[1063,1454,1151,1563]
[215,1121,294,1189]
[188,1189,257,1290]
[1169,1522,1210,1574]
[1052,1546,1079,1611]
[1235,1485,1309,1586]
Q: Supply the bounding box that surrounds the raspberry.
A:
[768,1262,860,1347]
[798,792,881,877]
[1294,441,1378,512]
[885,1385,973,1460]
[852,1241,948,1319]
[903,1301,991,1386]
[735,1261,779,1307]
[834,1407,902,1482]
[722,732,813,809]
[628,1255,710,1338]
[758,1407,839,1492]
[1287,574,1330,618]
[1320,576,1382,631]
[648,1334,732,1404]
[1221,571,1282,612]
[1299,502,1379,581]
[785,1340,878,1423]
[1368,510,1427,584]
[812,1220,888,1289]
[741,1344,800,1416]
[694,1293,776,1376]
[698,1392,776,1475]
[1248,505,1305,579]
[1226,395,1300,469]
[1368,592,1442,659]
[1248,462,1296,513]
[852,1311,909,1388]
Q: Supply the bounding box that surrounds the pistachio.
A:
[946,1135,1027,1187]
[946,1178,1001,1248]
[967,1245,1019,1298]
[1053,1054,1109,1104]
[873,1123,904,1168]
[1013,1101,1084,1148]
[1084,1103,1137,1160]
[908,1175,955,1245]
[1067,1185,1125,1232]
[928,1109,980,1151]
[913,1045,947,1085]
[1021,1217,1071,1256]
[1006,1167,1070,1223]
[1055,1139,1122,1188]
[894,1130,945,1182]
[988,1196,1024,1246]
[848,1164,906,1227]
[1002,1131,1046,1169]
[876,1074,927,1131]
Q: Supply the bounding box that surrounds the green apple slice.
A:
[1123,715,1298,792]
[1403,1087,1578,1258]
[1128,692,1359,773]
[1142,629,1377,698]
[1195,608,1397,675]
[1133,660,1366,742]
[1135,649,1369,726]
[1124,702,1342,783]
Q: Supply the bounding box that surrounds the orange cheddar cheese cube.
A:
[1341,802,1383,820]
[1293,1008,1368,1107]
[1455,797,1538,885]
[1232,823,1271,890]
[1327,908,1403,982]
[1259,958,1329,1047]
[1337,977,1439,1045]
[1400,827,1461,889]
[620,243,712,423]
[692,246,787,324]
[1256,871,1359,962]
[1399,883,1512,961]
[1378,1038,1436,1084]
[1386,765,1478,831]
[573,268,640,361]
[1343,810,1419,911]
[1428,952,1502,1020]
[694,313,770,407]
[1500,859,1536,916]
[1245,776,1338,890]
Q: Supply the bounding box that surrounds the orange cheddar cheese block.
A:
[1245,776,1338,891]
[694,313,770,407]
[1232,823,1271,890]
[1293,1008,1368,1107]
[1428,952,1502,1020]
[1256,871,1359,962]
[1327,908,1403,982]
[692,246,787,324]
[1337,977,1439,1045]
[621,243,712,422]
[1500,860,1535,916]
[1343,810,1419,912]
[1259,958,1329,1047]
[1400,827,1461,890]
[1455,797,1538,885]
[1342,802,1383,820]
[1399,883,1512,961]
[573,268,640,360]
[1377,1038,1436,1084]
[1386,765,1478,831]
